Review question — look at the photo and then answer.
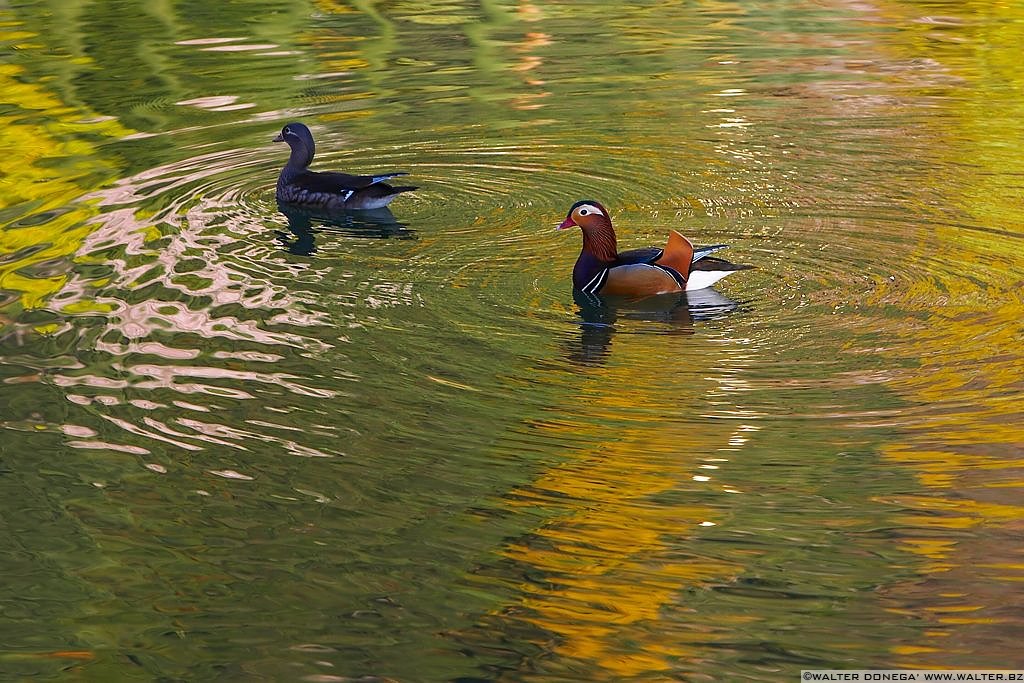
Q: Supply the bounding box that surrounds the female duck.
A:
[274,122,417,210]
[558,200,751,296]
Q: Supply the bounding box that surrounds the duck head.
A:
[558,200,618,262]
[273,122,316,169]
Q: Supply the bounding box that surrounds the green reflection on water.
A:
[2,0,1024,680]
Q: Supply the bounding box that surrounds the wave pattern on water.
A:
[3,0,1024,680]
[2,142,362,464]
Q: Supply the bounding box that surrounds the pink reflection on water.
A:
[94,339,201,360]
[127,363,337,399]
[202,43,279,52]
[177,417,333,458]
[101,414,204,451]
[60,424,98,438]
[58,376,257,400]
[66,440,150,455]
[65,149,337,352]
[142,415,247,451]
[212,350,285,362]
[42,142,364,455]
[174,37,246,46]
[208,469,254,480]
[172,400,210,412]
[175,96,242,109]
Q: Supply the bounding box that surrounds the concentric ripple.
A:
[4,0,1024,677]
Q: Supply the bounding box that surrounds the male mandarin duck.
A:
[274,122,417,210]
[558,200,751,296]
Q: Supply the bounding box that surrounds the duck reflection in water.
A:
[275,202,416,256]
[566,287,742,366]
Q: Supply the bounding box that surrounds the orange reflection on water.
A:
[497,342,744,677]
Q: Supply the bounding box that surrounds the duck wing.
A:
[291,170,409,195]
[617,243,729,266]
[615,247,664,265]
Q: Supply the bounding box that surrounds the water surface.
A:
[2,0,1023,680]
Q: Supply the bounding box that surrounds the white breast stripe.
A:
[582,268,608,294]
[341,190,354,202]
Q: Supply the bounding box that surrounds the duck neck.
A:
[581,218,618,263]
[279,141,313,182]
[572,219,618,290]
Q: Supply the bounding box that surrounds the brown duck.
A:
[558,200,751,296]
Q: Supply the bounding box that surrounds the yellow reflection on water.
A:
[499,343,741,677]
[0,30,128,314]
[858,0,1024,668]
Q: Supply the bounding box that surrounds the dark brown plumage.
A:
[274,122,417,210]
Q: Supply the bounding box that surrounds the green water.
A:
[2,1,1024,680]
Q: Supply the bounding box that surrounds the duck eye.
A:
[579,208,589,216]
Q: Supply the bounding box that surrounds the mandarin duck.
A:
[274,122,417,210]
[558,200,751,296]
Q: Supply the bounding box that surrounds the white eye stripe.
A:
[576,204,603,217]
